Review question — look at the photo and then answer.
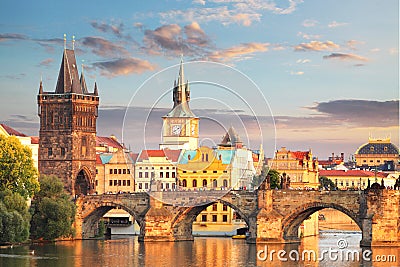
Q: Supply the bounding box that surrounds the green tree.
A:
[319,176,336,190]
[0,190,31,243]
[0,135,39,198]
[251,165,281,189]
[268,169,281,189]
[30,175,76,241]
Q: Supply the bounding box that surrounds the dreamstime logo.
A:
[257,239,397,263]
[122,60,276,206]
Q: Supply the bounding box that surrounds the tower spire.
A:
[39,77,43,94]
[72,35,75,50]
[64,34,66,50]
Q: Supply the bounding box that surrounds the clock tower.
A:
[160,58,199,150]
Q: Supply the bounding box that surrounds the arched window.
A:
[202,179,207,187]
[213,179,217,188]
[206,154,209,161]
[182,179,187,187]
[223,179,228,188]
[192,179,197,187]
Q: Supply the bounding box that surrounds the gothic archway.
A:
[75,168,91,196]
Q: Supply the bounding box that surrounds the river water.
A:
[0,232,398,267]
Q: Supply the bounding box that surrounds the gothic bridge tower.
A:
[160,58,199,150]
[37,47,99,196]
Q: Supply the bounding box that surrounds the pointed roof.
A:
[219,126,242,147]
[55,49,83,94]
[80,72,88,94]
[165,57,196,118]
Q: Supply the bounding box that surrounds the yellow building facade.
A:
[268,147,319,189]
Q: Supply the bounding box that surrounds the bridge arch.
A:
[170,198,250,239]
[81,200,146,238]
[282,202,362,241]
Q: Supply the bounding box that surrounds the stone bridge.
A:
[74,189,400,247]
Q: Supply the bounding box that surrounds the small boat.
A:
[232,235,246,239]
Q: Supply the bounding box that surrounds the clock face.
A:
[172,125,182,135]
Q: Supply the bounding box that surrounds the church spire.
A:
[38,78,43,94]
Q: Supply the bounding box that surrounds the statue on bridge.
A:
[394,175,400,190]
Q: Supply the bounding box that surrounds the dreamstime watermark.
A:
[257,239,397,263]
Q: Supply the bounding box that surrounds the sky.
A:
[0,0,398,159]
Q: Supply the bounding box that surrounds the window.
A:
[213,171,217,173]
[222,215,228,222]
[223,179,228,188]
[139,183,142,189]
[109,180,112,186]
[370,146,374,151]
[166,183,169,189]
[48,147,53,157]
[183,171,187,173]
[206,154,209,161]
[161,183,164,189]
[123,180,126,186]
[203,179,207,187]
[212,215,217,222]
[114,180,117,186]
[145,183,148,189]
[223,205,228,211]
[96,169,98,174]
[172,183,176,189]
[166,172,169,178]
[61,147,65,156]
[172,172,175,178]
[118,180,121,186]
[127,180,130,186]
[123,169,126,174]
[212,204,218,211]
[127,169,130,174]
[213,179,217,188]
[95,180,98,186]
[110,169,113,175]
[202,215,207,222]
[114,169,117,174]
[118,169,122,174]
[192,179,197,187]
[139,172,142,178]
[223,170,227,173]
[203,170,207,173]
[182,179,187,187]
[160,167,163,170]
[145,172,148,178]
[166,167,169,170]
[160,172,163,178]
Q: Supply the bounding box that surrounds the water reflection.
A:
[0,233,398,267]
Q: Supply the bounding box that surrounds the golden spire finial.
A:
[63,34,66,50]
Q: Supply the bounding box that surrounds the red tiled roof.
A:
[1,124,27,137]
[138,149,181,162]
[291,151,308,160]
[96,136,123,149]
[320,170,388,178]
[96,154,102,165]
[30,136,39,144]
[130,152,139,163]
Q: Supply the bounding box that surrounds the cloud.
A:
[159,0,303,27]
[1,73,26,80]
[290,71,304,75]
[323,53,368,62]
[328,21,348,28]
[294,40,340,51]
[302,19,318,27]
[346,40,364,50]
[80,36,129,57]
[307,100,399,127]
[297,32,322,40]
[142,22,213,57]
[92,57,157,77]
[0,33,28,42]
[296,58,310,64]
[208,42,269,61]
[38,58,54,67]
[193,0,206,5]
[90,21,124,38]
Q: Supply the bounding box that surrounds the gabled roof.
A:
[55,49,88,94]
[291,151,308,160]
[96,136,124,149]
[0,124,27,137]
[319,169,388,178]
[137,149,182,162]
[30,136,39,144]
[219,126,242,146]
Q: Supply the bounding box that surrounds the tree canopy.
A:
[0,190,31,243]
[0,135,39,198]
[319,176,336,190]
[251,165,281,189]
[30,175,76,241]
